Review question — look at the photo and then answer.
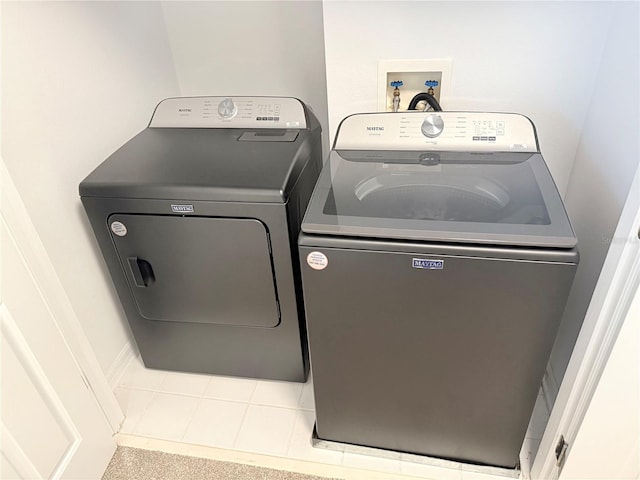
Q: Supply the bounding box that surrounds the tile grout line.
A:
[232,403,304,458]
[284,407,304,459]
[122,385,315,412]
[179,396,205,442]
[293,383,305,408]
[122,383,312,408]
[128,390,159,436]
[231,380,258,449]
[282,387,307,459]
[231,403,251,450]
[246,380,260,404]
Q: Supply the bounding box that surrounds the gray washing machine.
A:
[80,96,322,382]
[299,112,578,467]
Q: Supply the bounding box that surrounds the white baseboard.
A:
[107,340,137,390]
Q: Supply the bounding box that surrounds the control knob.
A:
[218,98,237,119]
[421,114,444,138]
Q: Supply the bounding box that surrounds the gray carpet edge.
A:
[102,445,343,480]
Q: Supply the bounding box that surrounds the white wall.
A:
[161,0,330,153]
[1,1,180,375]
[549,1,640,387]
[322,1,615,196]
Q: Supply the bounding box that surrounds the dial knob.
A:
[421,114,445,138]
[218,98,237,119]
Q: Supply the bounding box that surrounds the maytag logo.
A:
[366,126,385,131]
[171,204,194,213]
[178,108,192,113]
[412,258,444,270]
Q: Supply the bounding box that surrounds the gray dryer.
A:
[80,96,322,382]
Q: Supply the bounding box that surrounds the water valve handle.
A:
[390,81,404,87]
[425,80,439,88]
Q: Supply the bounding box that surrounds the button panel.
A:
[150,96,307,129]
[334,112,537,152]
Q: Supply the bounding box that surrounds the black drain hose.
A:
[407,92,442,112]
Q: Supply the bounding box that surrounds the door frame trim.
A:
[531,167,640,478]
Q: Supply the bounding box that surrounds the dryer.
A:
[80,96,322,382]
[299,112,578,466]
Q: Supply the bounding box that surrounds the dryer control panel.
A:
[335,112,538,152]
[150,96,307,129]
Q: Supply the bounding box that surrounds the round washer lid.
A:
[302,150,577,248]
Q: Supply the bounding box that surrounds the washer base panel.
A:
[300,237,577,466]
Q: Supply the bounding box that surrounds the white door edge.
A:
[1,160,124,432]
[531,166,640,479]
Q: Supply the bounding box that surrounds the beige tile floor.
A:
[115,355,548,479]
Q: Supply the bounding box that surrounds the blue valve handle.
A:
[390,81,404,87]
[425,80,439,87]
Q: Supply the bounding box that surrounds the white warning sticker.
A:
[110,221,127,237]
[307,251,328,271]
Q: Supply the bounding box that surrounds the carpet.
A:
[102,446,342,480]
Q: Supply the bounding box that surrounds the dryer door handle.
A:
[127,257,156,287]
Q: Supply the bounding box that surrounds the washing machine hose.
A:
[407,92,443,112]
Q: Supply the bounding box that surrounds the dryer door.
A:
[108,214,280,328]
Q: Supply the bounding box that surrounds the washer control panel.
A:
[335,112,538,152]
[150,96,307,129]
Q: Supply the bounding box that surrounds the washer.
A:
[299,112,578,467]
[80,96,322,382]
